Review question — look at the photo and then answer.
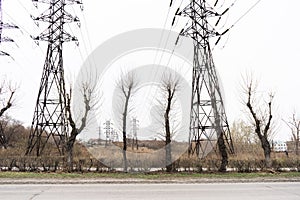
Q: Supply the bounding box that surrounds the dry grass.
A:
[1,136,300,172]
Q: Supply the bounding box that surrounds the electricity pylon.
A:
[172,0,234,168]
[104,120,113,146]
[0,0,18,57]
[26,0,82,156]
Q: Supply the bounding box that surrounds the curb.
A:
[1,178,300,184]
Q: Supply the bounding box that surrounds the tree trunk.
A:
[122,130,128,172]
[165,110,172,172]
[122,96,130,173]
[264,149,271,168]
[165,87,174,172]
[260,137,272,168]
[122,147,128,172]
[296,139,299,156]
[214,101,228,172]
[66,144,74,172]
[217,133,228,172]
[165,129,172,172]
[66,134,76,172]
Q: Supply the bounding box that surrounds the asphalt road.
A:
[1,182,300,200]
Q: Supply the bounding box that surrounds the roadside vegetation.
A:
[0,122,299,173]
[0,74,300,174]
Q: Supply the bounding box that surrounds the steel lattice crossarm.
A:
[30,0,82,44]
[26,0,82,156]
[173,0,231,47]
[172,0,234,161]
[0,0,19,56]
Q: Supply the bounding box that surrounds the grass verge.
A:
[0,171,299,180]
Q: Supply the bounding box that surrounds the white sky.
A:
[1,0,300,141]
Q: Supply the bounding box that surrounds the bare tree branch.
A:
[0,116,23,149]
[263,94,273,138]
[242,73,273,168]
[283,112,300,155]
[0,80,16,117]
[65,70,101,171]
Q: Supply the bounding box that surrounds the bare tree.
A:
[0,116,23,149]
[231,120,261,155]
[65,74,100,171]
[160,74,180,172]
[0,81,17,149]
[242,74,273,167]
[283,112,300,155]
[0,81,16,118]
[116,72,138,172]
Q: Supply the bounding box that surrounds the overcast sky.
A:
[1,0,300,141]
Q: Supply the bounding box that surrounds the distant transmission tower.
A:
[0,0,18,57]
[26,0,83,156]
[104,120,113,146]
[172,1,234,162]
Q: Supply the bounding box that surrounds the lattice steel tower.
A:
[26,0,82,156]
[173,0,234,165]
[0,0,18,57]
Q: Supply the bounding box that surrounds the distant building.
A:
[86,138,106,147]
[272,141,287,152]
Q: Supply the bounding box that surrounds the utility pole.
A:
[172,0,234,170]
[26,0,83,156]
[0,0,18,57]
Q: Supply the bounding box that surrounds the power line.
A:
[210,0,262,50]
[2,7,45,56]
[0,0,19,57]
[231,0,262,29]
[137,0,184,125]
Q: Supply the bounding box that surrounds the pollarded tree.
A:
[242,74,274,168]
[65,72,100,172]
[116,72,138,172]
[159,73,180,172]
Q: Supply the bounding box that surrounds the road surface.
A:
[1,182,300,200]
